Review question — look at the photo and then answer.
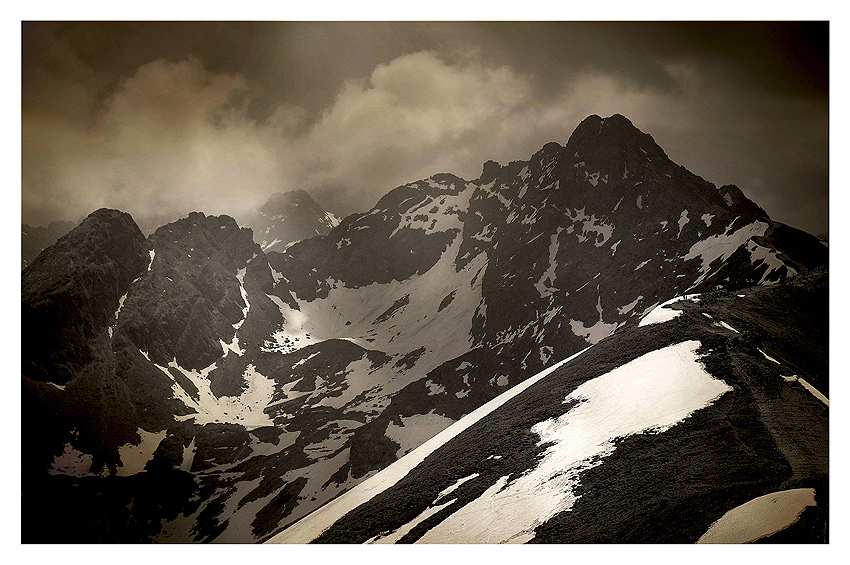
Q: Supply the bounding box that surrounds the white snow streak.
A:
[714,320,740,333]
[758,348,781,364]
[267,347,591,544]
[416,340,731,544]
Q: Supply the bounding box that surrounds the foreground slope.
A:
[21,115,826,543]
[270,269,827,543]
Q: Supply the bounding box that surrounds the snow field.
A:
[266,233,486,360]
[682,220,769,286]
[414,340,731,544]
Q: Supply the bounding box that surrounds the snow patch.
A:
[569,288,618,344]
[150,357,275,429]
[682,221,769,287]
[747,240,796,284]
[638,294,700,327]
[117,428,167,476]
[697,488,816,543]
[617,296,642,315]
[677,210,689,238]
[386,412,456,458]
[50,443,94,477]
[534,228,563,298]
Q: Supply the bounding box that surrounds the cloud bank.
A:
[21,24,828,236]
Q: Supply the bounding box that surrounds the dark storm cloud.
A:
[21,21,828,236]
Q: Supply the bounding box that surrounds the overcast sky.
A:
[21,21,829,235]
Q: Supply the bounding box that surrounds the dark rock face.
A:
[22,209,148,384]
[21,115,827,544]
[120,212,260,371]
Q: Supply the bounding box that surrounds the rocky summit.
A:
[21,114,827,543]
[245,189,340,253]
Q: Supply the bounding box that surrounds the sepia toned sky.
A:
[21,21,829,235]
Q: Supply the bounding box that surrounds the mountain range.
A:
[21,114,828,543]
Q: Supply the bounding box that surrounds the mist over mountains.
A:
[21,114,828,543]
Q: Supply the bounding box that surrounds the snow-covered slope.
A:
[270,269,827,543]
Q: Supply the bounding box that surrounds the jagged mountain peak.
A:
[22,208,149,384]
[260,189,322,216]
[566,113,668,168]
[244,189,339,253]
